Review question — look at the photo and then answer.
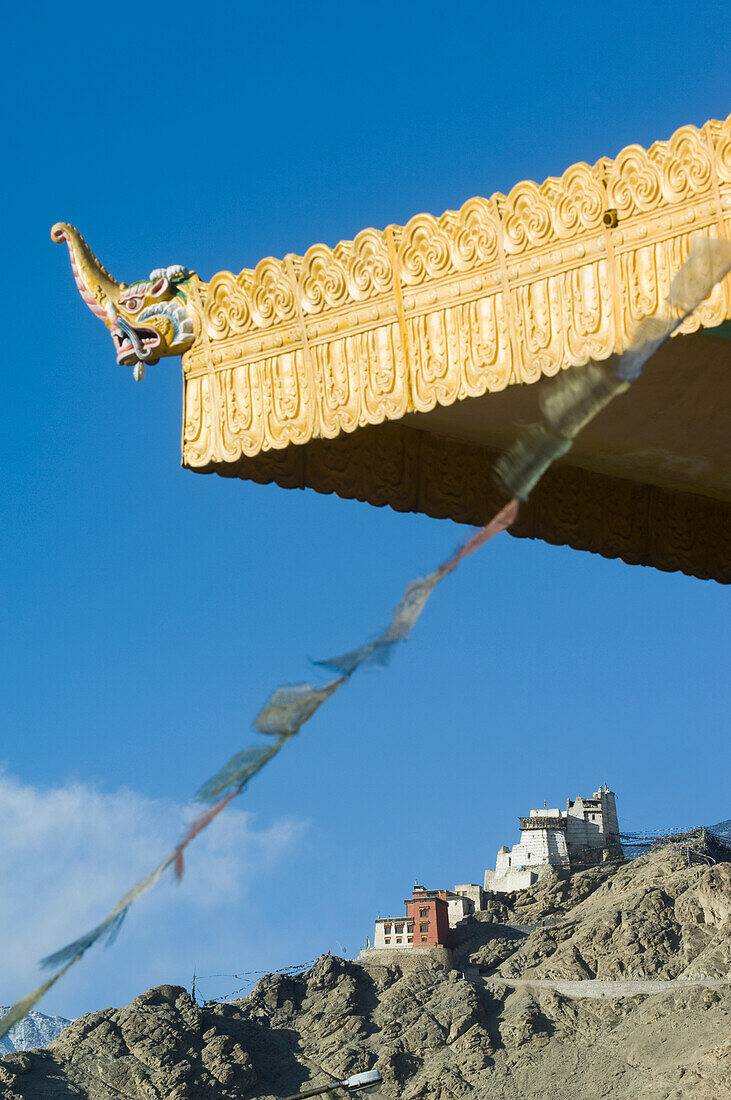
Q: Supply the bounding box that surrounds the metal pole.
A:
[282,1085,339,1100]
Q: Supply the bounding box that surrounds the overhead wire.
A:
[2,236,729,1041]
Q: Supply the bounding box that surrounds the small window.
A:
[419,935,426,943]
[407,936,413,943]
[419,922,429,933]
[384,937,391,945]
[396,937,402,943]
[384,923,392,934]
[395,923,404,934]
[419,906,429,917]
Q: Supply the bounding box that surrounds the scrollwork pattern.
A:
[250,257,296,327]
[606,145,663,216]
[397,214,453,285]
[204,271,252,339]
[710,115,731,183]
[500,181,553,254]
[298,244,349,314]
[553,164,605,237]
[344,228,394,300]
[661,126,713,203]
[450,198,500,268]
[182,113,731,559]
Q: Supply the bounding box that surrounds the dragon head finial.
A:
[51,223,195,381]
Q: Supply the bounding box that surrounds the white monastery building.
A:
[364,784,624,957]
[484,785,622,892]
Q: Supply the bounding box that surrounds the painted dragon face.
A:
[52,223,195,380]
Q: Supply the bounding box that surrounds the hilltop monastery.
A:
[368,785,622,954]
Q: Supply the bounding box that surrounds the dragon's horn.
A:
[51,223,122,323]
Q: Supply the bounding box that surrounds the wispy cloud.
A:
[0,769,306,1017]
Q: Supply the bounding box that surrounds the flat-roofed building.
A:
[371,884,451,951]
[373,916,414,949]
[453,884,485,913]
[484,785,623,893]
[407,886,451,946]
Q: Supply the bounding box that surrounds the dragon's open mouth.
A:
[112,324,161,365]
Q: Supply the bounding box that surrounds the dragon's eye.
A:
[121,296,142,313]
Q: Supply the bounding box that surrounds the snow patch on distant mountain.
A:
[0,1007,72,1054]
[711,819,731,841]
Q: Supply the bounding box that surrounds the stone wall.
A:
[445,895,473,927]
[484,867,542,893]
[358,946,453,969]
[493,825,569,878]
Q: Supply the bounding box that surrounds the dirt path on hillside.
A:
[483,975,731,998]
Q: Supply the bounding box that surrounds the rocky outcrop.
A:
[489,853,731,981]
[0,985,257,1100]
[2,845,729,1099]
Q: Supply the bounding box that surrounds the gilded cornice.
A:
[181,115,731,469]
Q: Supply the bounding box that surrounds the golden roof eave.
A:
[180,115,731,582]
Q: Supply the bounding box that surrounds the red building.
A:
[404,884,450,947]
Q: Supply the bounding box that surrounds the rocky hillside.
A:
[452,846,731,981]
[1,845,729,1100]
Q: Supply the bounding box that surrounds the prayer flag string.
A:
[2,236,729,1041]
[494,237,731,500]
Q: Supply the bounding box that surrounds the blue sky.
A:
[1,1,729,1018]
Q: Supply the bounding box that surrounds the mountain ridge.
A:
[0,1010,71,1058]
[1,843,729,1099]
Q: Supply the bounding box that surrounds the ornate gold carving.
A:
[175,116,731,582]
[53,117,730,580]
[182,114,731,475]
